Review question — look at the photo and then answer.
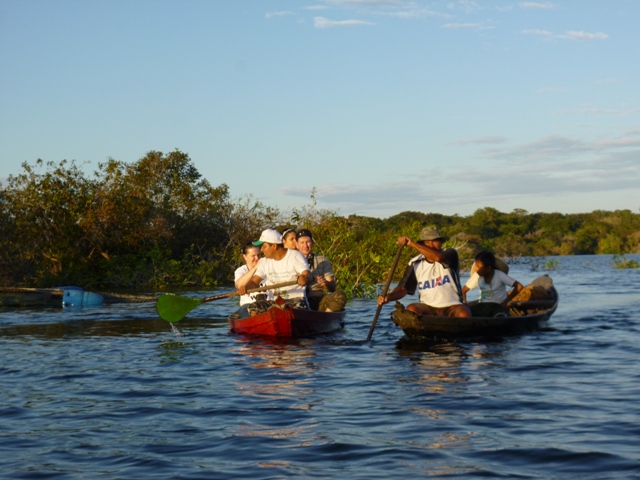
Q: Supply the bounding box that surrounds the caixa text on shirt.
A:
[417,275,452,290]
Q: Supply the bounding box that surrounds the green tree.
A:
[1,159,94,285]
[574,222,609,254]
[83,150,232,287]
[0,151,237,288]
[3,157,640,293]
[461,207,503,241]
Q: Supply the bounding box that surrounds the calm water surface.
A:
[1,255,639,479]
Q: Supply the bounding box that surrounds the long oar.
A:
[157,280,298,322]
[366,244,404,341]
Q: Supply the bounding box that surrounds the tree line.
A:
[1,150,639,297]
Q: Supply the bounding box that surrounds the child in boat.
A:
[462,250,523,317]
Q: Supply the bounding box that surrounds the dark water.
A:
[1,255,639,479]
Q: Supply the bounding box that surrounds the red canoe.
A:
[228,305,346,337]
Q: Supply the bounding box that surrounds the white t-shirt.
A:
[409,254,462,308]
[234,264,263,306]
[465,270,517,304]
[254,249,310,300]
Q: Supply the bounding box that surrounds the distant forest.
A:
[1,150,639,296]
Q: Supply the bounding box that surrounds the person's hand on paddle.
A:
[238,275,265,296]
[157,279,300,322]
[377,294,390,306]
[377,286,407,307]
[297,273,309,286]
[397,236,411,247]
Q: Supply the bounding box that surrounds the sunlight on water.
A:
[0,254,639,479]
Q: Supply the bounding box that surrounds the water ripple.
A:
[1,255,639,478]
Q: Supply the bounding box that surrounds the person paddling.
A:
[377,226,471,318]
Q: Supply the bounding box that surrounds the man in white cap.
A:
[377,226,471,318]
[236,228,310,317]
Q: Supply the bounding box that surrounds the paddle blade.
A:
[156,294,203,322]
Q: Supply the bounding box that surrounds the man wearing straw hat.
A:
[377,226,471,318]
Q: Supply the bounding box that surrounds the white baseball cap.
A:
[252,229,283,246]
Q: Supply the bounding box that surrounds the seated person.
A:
[236,229,310,318]
[281,228,297,249]
[462,250,523,317]
[234,242,263,306]
[296,229,346,312]
[378,227,471,318]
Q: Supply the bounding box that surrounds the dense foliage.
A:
[1,151,639,297]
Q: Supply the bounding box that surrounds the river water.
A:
[1,254,639,479]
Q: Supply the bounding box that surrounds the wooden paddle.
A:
[366,244,405,341]
[156,280,298,322]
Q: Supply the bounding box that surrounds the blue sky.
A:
[1,0,638,218]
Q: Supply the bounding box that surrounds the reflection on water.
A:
[231,337,318,371]
[425,431,475,451]
[0,316,229,338]
[395,338,469,393]
[1,255,639,479]
[390,338,477,460]
[156,340,191,362]
[225,337,328,449]
[392,336,522,461]
[232,422,319,448]
[230,337,319,411]
[0,317,170,338]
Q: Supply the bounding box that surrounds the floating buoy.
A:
[57,286,104,308]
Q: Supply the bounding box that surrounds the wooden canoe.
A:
[228,305,346,337]
[0,287,64,308]
[390,283,559,340]
[0,287,160,308]
[0,286,106,308]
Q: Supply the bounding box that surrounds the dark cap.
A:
[296,229,313,240]
[419,226,444,241]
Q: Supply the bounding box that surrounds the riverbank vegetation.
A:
[2,150,639,296]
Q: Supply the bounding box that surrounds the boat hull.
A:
[0,288,64,308]
[391,286,558,340]
[228,306,345,337]
[0,287,104,308]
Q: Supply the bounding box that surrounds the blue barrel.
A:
[57,287,104,308]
